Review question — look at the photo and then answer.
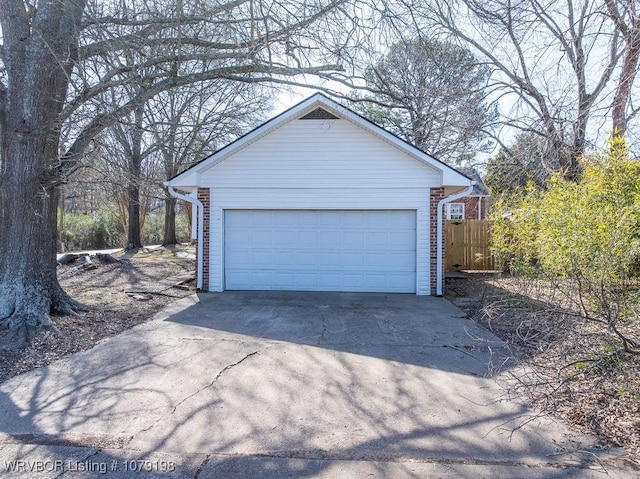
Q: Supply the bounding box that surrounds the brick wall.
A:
[430,187,445,295]
[447,196,492,220]
[462,196,489,220]
[197,188,210,291]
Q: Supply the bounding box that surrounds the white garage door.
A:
[224,210,416,292]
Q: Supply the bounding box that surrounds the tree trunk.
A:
[0,0,87,348]
[125,105,145,250]
[606,0,640,137]
[163,195,178,245]
[0,141,84,347]
[125,179,143,250]
[58,187,66,253]
[611,37,640,136]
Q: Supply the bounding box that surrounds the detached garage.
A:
[166,94,472,295]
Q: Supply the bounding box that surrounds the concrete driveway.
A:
[0,292,634,478]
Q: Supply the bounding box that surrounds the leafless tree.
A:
[401,0,622,180]
[605,0,640,136]
[146,81,271,245]
[0,0,380,347]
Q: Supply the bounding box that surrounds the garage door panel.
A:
[342,252,364,267]
[364,252,387,268]
[293,251,317,267]
[364,231,389,249]
[318,252,342,268]
[318,231,343,248]
[273,230,296,244]
[388,274,415,289]
[344,214,365,228]
[389,231,415,248]
[297,231,318,248]
[272,251,297,266]
[225,250,249,267]
[389,212,415,228]
[388,252,416,270]
[273,272,296,288]
[250,231,272,247]
[343,274,364,288]
[296,273,318,288]
[341,231,363,248]
[364,212,392,227]
[224,210,416,293]
[364,274,387,289]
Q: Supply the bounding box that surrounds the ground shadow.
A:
[166,290,515,377]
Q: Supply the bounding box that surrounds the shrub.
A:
[142,212,191,246]
[62,209,124,250]
[491,137,640,352]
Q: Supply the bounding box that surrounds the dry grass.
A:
[447,273,640,465]
[0,245,196,383]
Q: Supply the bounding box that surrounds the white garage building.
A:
[166,94,473,295]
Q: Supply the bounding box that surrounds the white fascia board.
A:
[164,171,199,191]
[442,168,473,187]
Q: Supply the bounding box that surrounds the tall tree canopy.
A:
[401,0,634,179]
[0,0,375,347]
[350,36,495,164]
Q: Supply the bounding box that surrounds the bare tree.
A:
[605,0,640,136]
[103,104,151,250]
[403,0,621,180]
[0,0,377,347]
[484,134,554,193]
[146,81,271,245]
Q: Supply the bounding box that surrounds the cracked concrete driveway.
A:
[0,292,635,478]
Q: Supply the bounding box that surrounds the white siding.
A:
[210,188,430,209]
[200,116,440,295]
[210,206,224,293]
[416,207,431,295]
[200,119,442,189]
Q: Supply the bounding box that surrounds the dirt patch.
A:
[447,273,640,466]
[0,245,196,384]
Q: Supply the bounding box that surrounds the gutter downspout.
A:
[436,183,475,296]
[168,185,204,290]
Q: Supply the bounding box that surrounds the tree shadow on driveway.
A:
[0,292,633,477]
[167,291,514,376]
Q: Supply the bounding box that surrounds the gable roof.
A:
[167,93,472,188]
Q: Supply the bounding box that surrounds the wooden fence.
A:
[445,219,496,271]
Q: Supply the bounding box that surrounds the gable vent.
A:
[299,107,339,120]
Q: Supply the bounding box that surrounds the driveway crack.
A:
[318,309,327,344]
[55,448,101,478]
[194,454,211,479]
[171,350,259,414]
[131,351,260,440]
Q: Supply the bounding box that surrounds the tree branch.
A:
[61,63,342,176]
[0,0,30,51]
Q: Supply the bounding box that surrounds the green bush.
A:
[493,137,640,280]
[61,207,192,251]
[62,209,124,250]
[491,137,640,350]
